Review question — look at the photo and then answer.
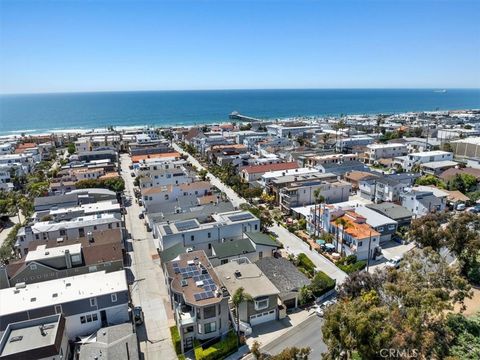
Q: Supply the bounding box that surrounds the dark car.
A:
[133,306,144,325]
[138,212,144,219]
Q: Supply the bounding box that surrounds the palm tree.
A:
[335,218,349,256]
[313,189,325,237]
[232,287,253,348]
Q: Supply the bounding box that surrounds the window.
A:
[221,259,228,265]
[89,266,97,272]
[254,297,269,311]
[111,293,118,302]
[80,316,86,324]
[208,232,211,238]
[203,305,216,319]
[377,226,384,232]
[191,235,194,241]
[358,241,363,247]
[86,314,92,322]
[259,251,263,259]
[204,322,216,334]
[108,223,112,229]
[71,254,81,263]
[208,243,212,250]
[90,298,97,307]
[388,224,396,231]
[254,224,258,231]
[165,194,169,200]
[92,313,98,321]
[59,229,66,236]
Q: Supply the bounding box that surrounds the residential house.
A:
[329,211,381,260]
[153,210,260,254]
[215,261,280,327]
[255,257,310,309]
[420,160,459,176]
[0,270,129,339]
[394,150,453,171]
[0,314,69,360]
[209,232,279,267]
[354,206,398,242]
[164,251,229,353]
[366,203,414,228]
[75,323,139,360]
[400,187,447,218]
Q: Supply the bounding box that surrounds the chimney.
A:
[65,249,72,269]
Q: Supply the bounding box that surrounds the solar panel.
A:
[194,293,202,301]
[228,213,254,222]
[204,291,214,299]
[163,225,173,235]
[175,219,199,231]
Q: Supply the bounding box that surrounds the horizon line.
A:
[1,87,480,96]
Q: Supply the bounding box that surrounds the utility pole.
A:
[366,231,372,272]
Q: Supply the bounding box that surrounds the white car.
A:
[385,256,402,269]
[315,300,335,317]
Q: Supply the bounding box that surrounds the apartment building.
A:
[0,270,129,339]
[154,211,260,254]
[365,143,408,164]
[279,179,351,214]
[240,162,299,183]
[395,150,453,171]
[266,124,322,138]
[336,136,374,153]
[164,251,229,352]
[138,162,191,189]
[142,181,212,212]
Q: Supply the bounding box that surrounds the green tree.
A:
[415,175,446,188]
[67,143,75,155]
[322,248,472,359]
[447,173,477,193]
[232,287,252,349]
[407,212,448,250]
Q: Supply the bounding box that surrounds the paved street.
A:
[172,143,247,208]
[244,315,327,359]
[120,153,177,360]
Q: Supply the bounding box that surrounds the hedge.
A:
[194,331,237,360]
[297,253,316,277]
[169,326,182,356]
[339,260,367,274]
[310,271,336,297]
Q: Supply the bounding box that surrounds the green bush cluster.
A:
[169,326,182,356]
[296,253,316,278]
[75,177,125,192]
[193,331,237,360]
[310,271,336,297]
[338,260,367,274]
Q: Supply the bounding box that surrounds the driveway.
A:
[270,224,347,284]
[367,240,416,273]
[243,315,327,359]
[120,153,177,360]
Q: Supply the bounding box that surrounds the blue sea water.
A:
[0,89,479,135]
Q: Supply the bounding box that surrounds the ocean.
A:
[0,89,479,135]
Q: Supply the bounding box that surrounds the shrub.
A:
[338,260,367,274]
[169,326,182,356]
[296,253,316,278]
[194,331,237,360]
[310,271,336,297]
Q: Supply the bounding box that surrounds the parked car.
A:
[467,205,480,213]
[133,306,144,325]
[130,172,135,177]
[315,300,335,317]
[385,256,403,269]
[138,212,144,219]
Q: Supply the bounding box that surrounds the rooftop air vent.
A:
[196,280,204,287]
[234,270,242,278]
[181,279,188,287]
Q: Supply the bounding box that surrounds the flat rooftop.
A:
[215,262,280,299]
[0,314,64,359]
[0,270,127,317]
[25,243,82,262]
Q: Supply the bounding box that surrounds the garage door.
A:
[249,309,276,326]
[283,298,296,309]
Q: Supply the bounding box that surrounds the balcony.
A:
[176,305,196,326]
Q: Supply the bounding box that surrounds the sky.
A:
[0,0,479,94]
